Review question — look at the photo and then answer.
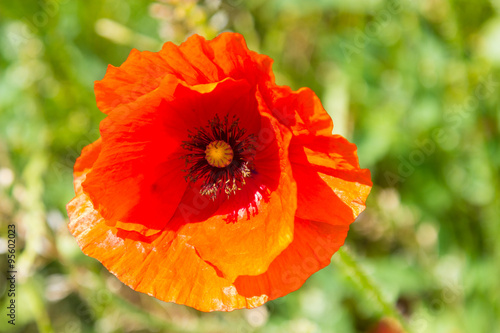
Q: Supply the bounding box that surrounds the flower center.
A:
[205,140,234,168]
[182,114,256,200]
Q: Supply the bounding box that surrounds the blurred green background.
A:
[0,0,499,332]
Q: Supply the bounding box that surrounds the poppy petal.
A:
[68,140,261,311]
[172,78,261,135]
[67,191,269,312]
[84,76,188,235]
[233,217,349,299]
[171,114,297,282]
[85,75,260,236]
[290,135,372,225]
[268,85,333,139]
[69,32,373,312]
[73,138,102,195]
[95,49,173,114]
[95,33,273,114]
[196,33,274,85]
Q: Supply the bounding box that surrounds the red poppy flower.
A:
[67,32,372,312]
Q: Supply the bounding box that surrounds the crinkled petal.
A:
[169,114,297,282]
[67,151,272,312]
[290,135,372,225]
[95,33,273,114]
[187,33,274,85]
[83,76,188,235]
[68,32,373,313]
[233,217,349,299]
[94,49,174,114]
[266,85,333,139]
[83,76,258,236]
[171,78,261,136]
[267,83,371,225]
[67,192,269,312]
[73,138,102,194]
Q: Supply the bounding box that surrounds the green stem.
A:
[334,247,410,332]
[26,280,54,333]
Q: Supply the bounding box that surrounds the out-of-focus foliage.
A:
[0,0,499,332]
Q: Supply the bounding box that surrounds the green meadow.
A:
[0,0,499,332]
